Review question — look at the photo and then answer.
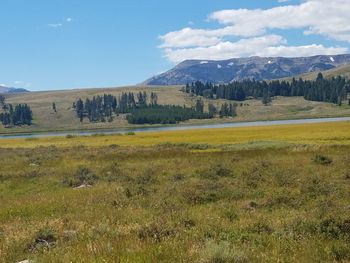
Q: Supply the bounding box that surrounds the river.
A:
[0,116,349,139]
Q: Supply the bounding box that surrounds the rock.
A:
[18,259,35,263]
[74,184,92,189]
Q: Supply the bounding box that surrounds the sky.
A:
[1,0,350,91]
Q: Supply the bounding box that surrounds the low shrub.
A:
[138,220,175,242]
[199,240,249,263]
[28,228,57,252]
[63,166,98,187]
[313,154,333,165]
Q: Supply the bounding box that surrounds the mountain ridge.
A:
[0,85,29,94]
[143,54,350,85]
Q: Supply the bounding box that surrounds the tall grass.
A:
[0,139,350,262]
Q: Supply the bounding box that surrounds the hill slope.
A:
[144,54,350,85]
[285,64,350,81]
[0,85,29,94]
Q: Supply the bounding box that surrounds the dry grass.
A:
[282,64,350,81]
[0,130,350,262]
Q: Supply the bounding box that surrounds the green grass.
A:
[1,130,350,262]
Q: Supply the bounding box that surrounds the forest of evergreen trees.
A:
[0,96,33,127]
[73,92,223,125]
[184,73,350,105]
[126,105,211,124]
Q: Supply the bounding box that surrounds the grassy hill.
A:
[1,85,350,134]
[282,64,350,81]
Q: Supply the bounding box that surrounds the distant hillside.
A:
[0,85,29,94]
[143,54,350,85]
[284,64,350,81]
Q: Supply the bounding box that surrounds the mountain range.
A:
[143,54,350,85]
[0,85,29,94]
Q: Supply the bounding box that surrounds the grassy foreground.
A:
[1,122,350,262]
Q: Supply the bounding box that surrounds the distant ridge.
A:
[0,85,29,94]
[283,63,350,81]
[143,54,350,85]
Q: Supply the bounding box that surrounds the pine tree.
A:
[208,103,217,117]
[195,99,204,113]
[76,98,84,122]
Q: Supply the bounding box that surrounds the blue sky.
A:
[1,0,349,91]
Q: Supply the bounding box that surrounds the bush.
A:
[332,244,350,261]
[313,154,333,165]
[199,164,232,179]
[320,219,338,238]
[138,220,175,242]
[29,228,57,252]
[64,166,98,187]
[182,183,221,205]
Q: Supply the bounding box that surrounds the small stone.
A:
[74,184,92,189]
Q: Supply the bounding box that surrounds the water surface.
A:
[0,117,349,139]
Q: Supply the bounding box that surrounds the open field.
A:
[1,85,350,134]
[1,121,350,148]
[1,122,350,262]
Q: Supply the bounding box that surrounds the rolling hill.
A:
[0,85,29,94]
[143,54,350,85]
[284,64,350,81]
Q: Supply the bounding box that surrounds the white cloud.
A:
[14,80,32,88]
[163,35,347,63]
[47,23,63,28]
[160,0,350,63]
[277,0,290,3]
[47,17,73,28]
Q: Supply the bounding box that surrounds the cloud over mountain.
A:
[160,0,350,63]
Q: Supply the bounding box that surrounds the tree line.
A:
[126,105,212,124]
[0,96,33,127]
[73,92,237,125]
[73,92,158,122]
[184,73,350,105]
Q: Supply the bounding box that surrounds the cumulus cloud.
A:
[164,35,347,63]
[160,0,350,63]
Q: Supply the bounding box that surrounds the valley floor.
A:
[1,122,350,262]
[1,86,350,135]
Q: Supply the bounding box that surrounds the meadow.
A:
[0,122,350,262]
